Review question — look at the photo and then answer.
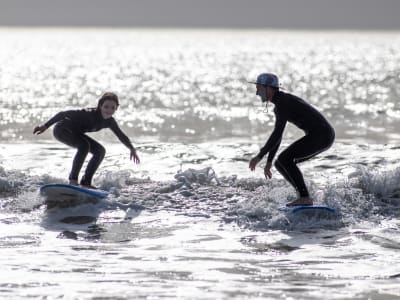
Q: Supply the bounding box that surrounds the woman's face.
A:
[100,99,118,119]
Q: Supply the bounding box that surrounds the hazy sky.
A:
[1,0,400,29]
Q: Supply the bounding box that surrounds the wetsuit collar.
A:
[270,90,282,104]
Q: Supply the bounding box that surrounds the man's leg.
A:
[274,131,334,206]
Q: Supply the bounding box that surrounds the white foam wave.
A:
[2,162,400,231]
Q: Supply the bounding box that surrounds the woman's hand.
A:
[33,125,47,135]
[264,161,273,179]
[249,156,261,171]
[130,148,140,164]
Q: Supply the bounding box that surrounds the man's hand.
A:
[249,156,261,171]
[264,161,273,179]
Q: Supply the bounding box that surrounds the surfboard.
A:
[40,183,109,208]
[279,205,336,214]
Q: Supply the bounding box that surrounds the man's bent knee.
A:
[92,145,106,159]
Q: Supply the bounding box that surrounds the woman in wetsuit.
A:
[248,73,335,206]
[33,92,140,189]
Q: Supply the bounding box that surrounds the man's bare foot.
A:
[69,180,79,186]
[286,197,313,207]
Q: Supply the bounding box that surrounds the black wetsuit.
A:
[256,91,335,197]
[44,108,134,185]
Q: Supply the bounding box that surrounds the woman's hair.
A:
[96,92,119,110]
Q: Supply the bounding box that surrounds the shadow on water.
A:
[40,194,144,241]
[240,228,348,254]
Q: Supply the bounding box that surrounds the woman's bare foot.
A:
[69,179,79,186]
[286,197,313,207]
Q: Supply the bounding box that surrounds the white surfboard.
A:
[40,183,109,208]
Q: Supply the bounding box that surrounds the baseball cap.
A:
[248,73,279,88]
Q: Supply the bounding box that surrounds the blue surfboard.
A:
[279,205,336,213]
[40,183,109,198]
[40,184,109,208]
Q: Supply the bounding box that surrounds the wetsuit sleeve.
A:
[109,118,135,150]
[257,109,287,162]
[267,137,282,162]
[44,110,81,128]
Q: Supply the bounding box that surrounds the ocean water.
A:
[1,28,400,299]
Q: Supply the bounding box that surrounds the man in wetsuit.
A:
[248,73,335,206]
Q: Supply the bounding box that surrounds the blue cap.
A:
[248,73,279,88]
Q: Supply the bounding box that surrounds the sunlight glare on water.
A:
[1,29,400,143]
[1,28,400,300]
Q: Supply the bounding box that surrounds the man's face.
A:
[256,84,268,102]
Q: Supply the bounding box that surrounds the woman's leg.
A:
[53,125,90,183]
[79,136,105,187]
